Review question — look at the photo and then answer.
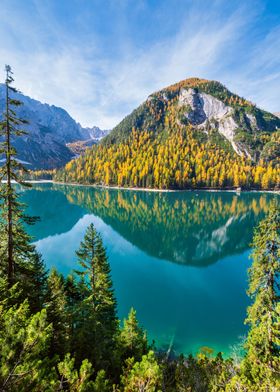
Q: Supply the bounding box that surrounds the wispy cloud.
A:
[226,25,280,111]
[0,0,279,128]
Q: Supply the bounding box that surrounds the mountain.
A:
[55,77,280,190]
[0,84,108,169]
[66,139,97,156]
[66,127,110,156]
[274,112,280,118]
[83,126,110,141]
[105,78,280,160]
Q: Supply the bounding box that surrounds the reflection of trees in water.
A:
[20,186,86,240]
[53,185,274,267]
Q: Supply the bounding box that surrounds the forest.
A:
[0,70,280,391]
[55,128,280,189]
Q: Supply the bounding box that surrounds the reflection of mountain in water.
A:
[51,185,275,267]
[19,186,86,240]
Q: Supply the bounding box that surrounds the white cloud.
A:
[0,0,279,128]
[225,25,280,112]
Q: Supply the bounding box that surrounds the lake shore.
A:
[50,181,280,194]
[3,179,279,194]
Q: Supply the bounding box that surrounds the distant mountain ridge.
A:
[0,84,108,169]
[83,126,110,141]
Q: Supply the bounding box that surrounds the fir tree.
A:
[65,273,83,350]
[74,224,118,372]
[23,251,48,314]
[239,202,280,390]
[119,308,148,362]
[0,65,40,292]
[45,268,69,359]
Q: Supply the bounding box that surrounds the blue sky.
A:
[0,0,279,128]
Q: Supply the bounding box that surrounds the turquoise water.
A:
[19,184,277,357]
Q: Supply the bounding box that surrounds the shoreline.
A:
[1,180,53,184]
[50,181,280,194]
[4,179,279,194]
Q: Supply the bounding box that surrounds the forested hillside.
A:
[56,130,279,189]
[55,78,280,189]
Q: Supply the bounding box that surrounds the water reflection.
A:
[18,184,277,355]
[24,184,275,267]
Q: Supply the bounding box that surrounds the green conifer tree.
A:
[57,354,111,392]
[74,224,118,372]
[238,202,280,390]
[119,308,148,362]
[121,351,163,392]
[45,268,69,359]
[65,273,83,349]
[0,278,56,390]
[0,65,45,311]
[0,65,33,284]
[24,252,48,313]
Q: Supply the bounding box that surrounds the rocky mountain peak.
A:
[103,77,280,163]
[0,84,109,169]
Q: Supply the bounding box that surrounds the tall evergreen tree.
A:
[237,202,280,390]
[119,308,148,363]
[24,252,48,313]
[65,273,83,350]
[46,268,69,359]
[0,65,39,291]
[74,224,118,372]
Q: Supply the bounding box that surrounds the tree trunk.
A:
[5,78,13,285]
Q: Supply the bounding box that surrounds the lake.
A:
[19,183,277,357]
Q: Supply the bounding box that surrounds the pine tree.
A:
[57,354,111,392]
[119,308,148,362]
[65,273,83,349]
[57,353,94,391]
[0,279,55,390]
[23,251,48,314]
[0,65,38,288]
[121,351,163,392]
[239,202,280,390]
[74,224,118,372]
[45,268,69,359]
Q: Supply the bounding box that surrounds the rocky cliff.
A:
[178,88,250,156]
[104,77,280,162]
[0,84,108,169]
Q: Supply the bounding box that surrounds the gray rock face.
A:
[83,126,110,141]
[0,84,108,169]
[178,88,255,157]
